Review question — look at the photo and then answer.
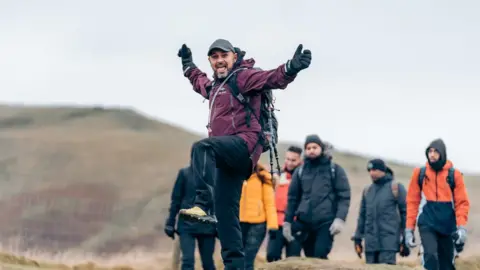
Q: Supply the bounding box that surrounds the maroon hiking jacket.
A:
[184,58,297,166]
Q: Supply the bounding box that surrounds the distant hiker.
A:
[239,162,278,270]
[266,145,304,262]
[176,39,311,269]
[405,138,470,270]
[351,159,408,265]
[283,134,351,259]
[165,166,217,270]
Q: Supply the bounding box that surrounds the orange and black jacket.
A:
[406,145,470,235]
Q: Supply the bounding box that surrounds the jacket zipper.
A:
[435,172,438,201]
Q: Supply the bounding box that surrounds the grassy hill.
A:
[0,103,478,269]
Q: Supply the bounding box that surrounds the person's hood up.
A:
[425,138,447,171]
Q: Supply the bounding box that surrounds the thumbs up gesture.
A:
[286,44,312,75]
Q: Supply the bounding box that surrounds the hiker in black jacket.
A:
[283,134,351,259]
[351,159,409,265]
[165,166,217,270]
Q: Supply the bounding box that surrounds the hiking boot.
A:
[179,206,218,224]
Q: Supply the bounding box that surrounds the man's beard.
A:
[214,63,229,78]
[216,70,228,78]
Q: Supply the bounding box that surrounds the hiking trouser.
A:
[266,226,302,262]
[301,221,334,259]
[419,226,456,270]
[365,251,396,265]
[179,233,216,270]
[190,135,252,269]
[241,222,266,270]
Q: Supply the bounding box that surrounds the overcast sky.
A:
[1,0,479,173]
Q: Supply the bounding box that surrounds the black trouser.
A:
[179,233,216,270]
[301,221,334,259]
[190,136,252,270]
[419,226,456,270]
[266,226,302,262]
[241,222,266,270]
[365,251,396,265]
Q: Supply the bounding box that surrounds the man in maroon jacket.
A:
[177,39,311,269]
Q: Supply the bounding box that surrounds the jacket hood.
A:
[254,163,273,185]
[425,138,448,171]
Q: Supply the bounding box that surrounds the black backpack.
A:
[226,67,278,153]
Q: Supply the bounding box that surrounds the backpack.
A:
[417,166,456,195]
[363,181,399,200]
[226,67,278,153]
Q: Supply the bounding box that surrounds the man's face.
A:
[284,151,301,171]
[208,50,237,78]
[368,169,386,181]
[305,143,322,158]
[427,147,440,163]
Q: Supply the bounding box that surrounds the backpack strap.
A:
[418,166,427,191]
[225,67,258,128]
[391,180,399,200]
[447,167,456,192]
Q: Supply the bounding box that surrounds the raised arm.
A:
[178,44,212,99]
[237,44,312,93]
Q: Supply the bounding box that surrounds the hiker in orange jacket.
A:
[266,145,304,262]
[239,162,278,270]
[404,138,470,270]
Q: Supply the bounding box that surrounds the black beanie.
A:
[304,134,324,149]
[367,158,387,172]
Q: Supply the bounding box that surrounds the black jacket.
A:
[284,155,351,227]
[165,166,216,235]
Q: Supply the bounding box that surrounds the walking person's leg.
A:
[197,235,217,270]
[312,221,334,259]
[179,233,196,270]
[437,233,456,270]
[419,226,440,270]
[243,223,267,270]
[266,228,284,262]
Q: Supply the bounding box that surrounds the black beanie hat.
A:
[304,134,324,149]
[367,158,387,172]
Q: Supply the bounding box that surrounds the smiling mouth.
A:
[216,66,227,73]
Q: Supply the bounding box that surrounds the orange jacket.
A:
[274,171,292,227]
[239,164,278,230]
[406,160,470,234]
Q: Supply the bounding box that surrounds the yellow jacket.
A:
[239,164,278,230]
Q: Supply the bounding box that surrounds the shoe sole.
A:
[179,212,217,224]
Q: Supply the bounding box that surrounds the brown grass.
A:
[0,103,478,269]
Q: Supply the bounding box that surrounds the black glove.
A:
[351,236,363,259]
[452,231,465,253]
[399,233,411,257]
[286,44,312,76]
[268,229,277,240]
[164,225,175,240]
[177,44,196,71]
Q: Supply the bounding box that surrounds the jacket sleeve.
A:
[406,168,421,230]
[262,182,279,230]
[397,183,408,232]
[453,169,470,227]
[184,67,213,99]
[284,169,302,223]
[237,64,297,93]
[353,188,367,239]
[333,165,351,221]
[166,169,185,227]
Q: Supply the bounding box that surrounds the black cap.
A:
[367,158,387,172]
[304,134,324,149]
[208,39,235,56]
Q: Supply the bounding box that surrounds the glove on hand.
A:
[164,225,175,240]
[453,226,467,252]
[286,44,312,76]
[329,218,345,235]
[282,222,295,242]
[404,229,418,248]
[177,44,196,72]
[350,236,363,258]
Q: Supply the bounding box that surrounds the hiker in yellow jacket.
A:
[239,162,278,270]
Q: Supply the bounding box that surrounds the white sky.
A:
[1,0,479,173]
